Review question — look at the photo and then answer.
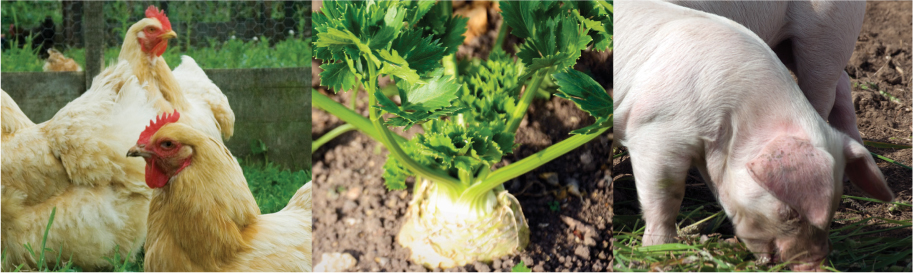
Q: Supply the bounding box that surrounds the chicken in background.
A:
[127,112,312,272]
[115,6,234,141]
[1,62,160,270]
[1,6,235,270]
[3,17,56,59]
[42,48,82,72]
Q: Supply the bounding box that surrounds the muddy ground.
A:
[312,2,614,272]
[613,1,911,271]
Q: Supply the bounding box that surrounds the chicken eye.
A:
[160,141,174,149]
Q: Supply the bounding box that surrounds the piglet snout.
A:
[789,259,826,272]
[776,237,830,272]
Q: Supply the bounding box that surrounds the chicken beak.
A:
[161,30,177,41]
[127,145,151,158]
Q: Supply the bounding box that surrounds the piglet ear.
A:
[843,136,893,202]
[747,136,834,229]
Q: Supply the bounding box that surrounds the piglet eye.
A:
[160,141,174,149]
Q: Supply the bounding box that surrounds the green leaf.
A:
[404,0,436,26]
[415,1,469,56]
[863,140,913,150]
[570,0,613,51]
[377,49,421,84]
[553,69,613,134]
[382,158,409,190]
[319,62,360,93]
[500,1,539,39]
[250,139,268,155]
[315,27,380,66]
[511,5,591,73]
[512,261,532,272]
[401,73,461,110]
[314,27,360,47]
[436,15,469,56]
[456,49,525,124]
[382,104,466,130]
[391,29,447,75]
[374,73,466,130]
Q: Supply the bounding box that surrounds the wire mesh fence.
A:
[2,1,310,72]
[1,0,312,169]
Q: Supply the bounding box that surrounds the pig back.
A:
[663,1,790,45]
[614,0,806,143]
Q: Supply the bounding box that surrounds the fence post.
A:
[83,1,104,89]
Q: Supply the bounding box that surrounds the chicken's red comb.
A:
[138,110,180,145]
[145,6,172,32]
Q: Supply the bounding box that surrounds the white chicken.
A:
[2,62,160,270]
[1,6,235,270]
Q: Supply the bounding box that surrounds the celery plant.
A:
[313,0,612,268]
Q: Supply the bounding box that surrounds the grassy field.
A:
[2,1,306,32]
[1,37,310,72]
[613,172,913,272]
[2,1,309,72]
[1,161,311,272]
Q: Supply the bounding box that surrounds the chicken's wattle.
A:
[152,40,168,57]
[141,37,169,57]
[145,158,170,188]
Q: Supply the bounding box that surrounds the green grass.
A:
[3,1,305,32]
[242,160,312,214]
[1,37,311,72]
[0,162,310,272]
[613,192,913,272]
[614,140,913,271]
[1,1,62,31]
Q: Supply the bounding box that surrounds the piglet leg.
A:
[628,135,691,246]
[828,71,864,145]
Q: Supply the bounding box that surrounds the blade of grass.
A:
[870,152,912,170]
[863,140,912,149]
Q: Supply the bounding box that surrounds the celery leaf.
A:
[553,69,612,134]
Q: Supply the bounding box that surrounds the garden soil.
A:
[312,2,614,271]
[614,0,912,268]
[312,92,612,272]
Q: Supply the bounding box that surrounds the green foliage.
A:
[413,2,468,57]
[250,139,269,156]
[383,119,515,189]
[315,0,612,211]
[553,69,613,134]
[1,37,311,72]
[0,34,45,72]
[548,201,560,212]
[102,247,143,272]
[375,70,466,130]
[863,140,913,150]
[3,1,310,72]
[314,0,465,93]
[512,261,532,272]
[614,194,913,271]
[3,207,79,272]
[242,161,311,214]
[568,0,613,51]
[500,1,605,75]
[0,1,62,30]
[456,50,523,124]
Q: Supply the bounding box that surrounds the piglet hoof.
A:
[642,233,676,246]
